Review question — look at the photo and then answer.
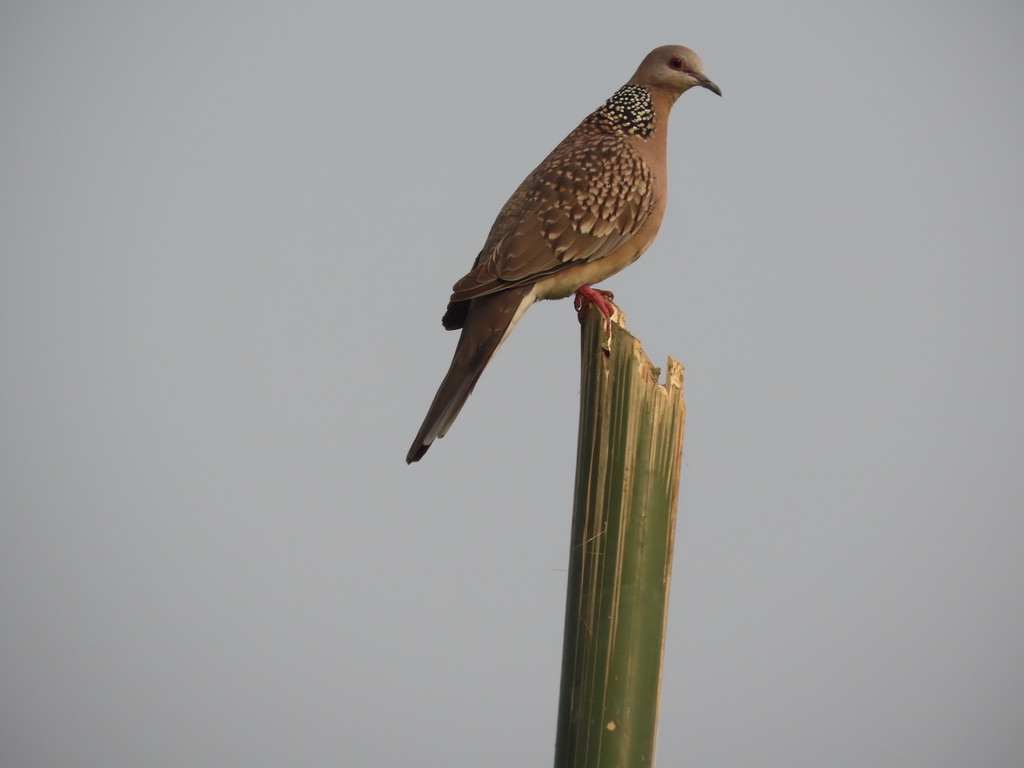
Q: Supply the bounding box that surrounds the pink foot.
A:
[574,286,617,334]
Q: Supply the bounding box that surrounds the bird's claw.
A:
[574,286,617,337]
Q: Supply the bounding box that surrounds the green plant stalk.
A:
[554,306,687,768]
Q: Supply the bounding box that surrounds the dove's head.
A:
[631,45,722,99]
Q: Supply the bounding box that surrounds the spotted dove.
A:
[407,45,720,463]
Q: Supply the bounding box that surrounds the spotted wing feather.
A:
[448,129,654,305]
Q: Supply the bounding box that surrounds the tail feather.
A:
[406,285,535,463]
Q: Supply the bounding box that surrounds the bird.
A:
[406,45,720,464]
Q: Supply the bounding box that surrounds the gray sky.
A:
[2,2,1023,766]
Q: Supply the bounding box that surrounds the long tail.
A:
[406,285,536,463]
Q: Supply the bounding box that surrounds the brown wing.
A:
[449,126,655,304]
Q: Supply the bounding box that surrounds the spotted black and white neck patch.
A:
[596,84,655,138]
